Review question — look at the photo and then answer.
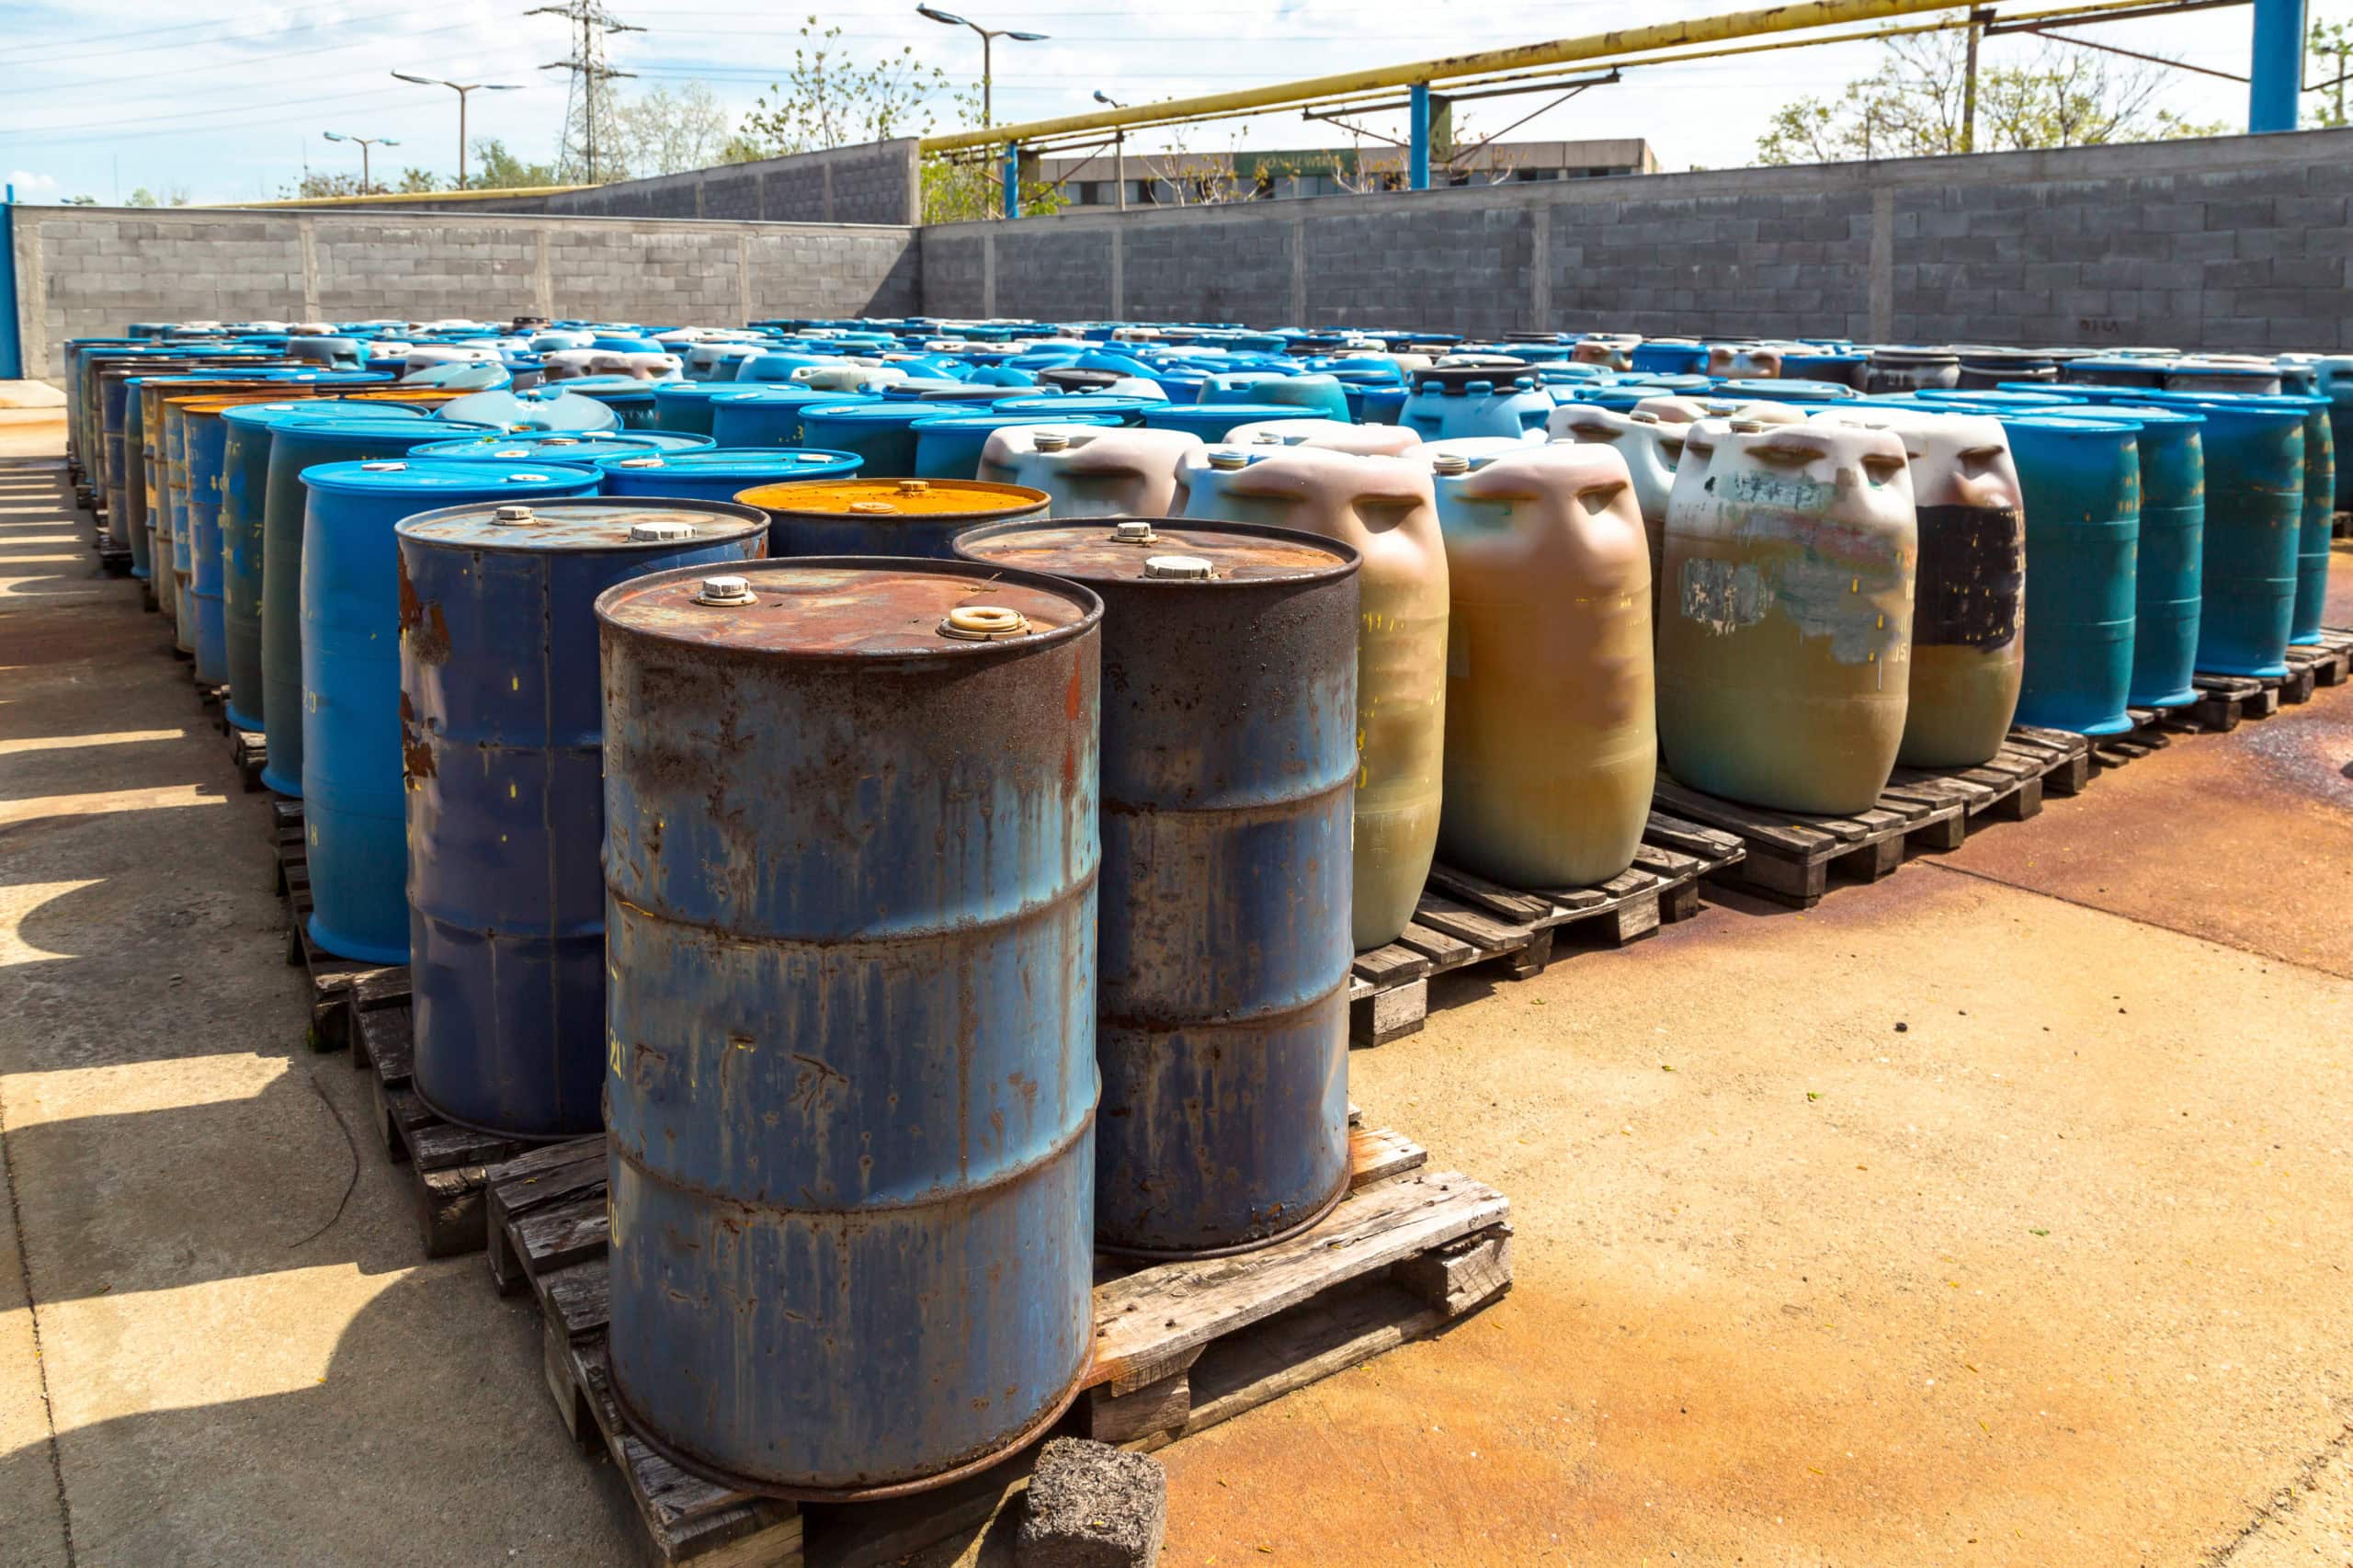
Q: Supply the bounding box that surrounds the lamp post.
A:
[392,73,524,188]
[915,5,1047,129]
[321,131,400,194]
[1094,89,1126,210]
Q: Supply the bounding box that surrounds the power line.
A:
[26,19,489,97]
[530,0,643,182]
[8,0,487,70]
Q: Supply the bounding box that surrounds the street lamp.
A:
[321,131,400,194]
[915,6,1046,128]
[1094,90,1126,211]
[392,72,524,189]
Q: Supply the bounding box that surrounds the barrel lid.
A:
[264,415,468,453]
[299,458,602,495]
[397,495,767,551]
[409,434,696,461]
[954,517,1359,585]
[798,400,948,425]
[736,476,1048,519]
[219,399,431,429]
[909,410,1121,433]
[597,558,1101,659]
[597,448,863,478]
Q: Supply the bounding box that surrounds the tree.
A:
[732,18,948,158]
[466,139,560,190]
[393,167,445,194]
[612,83,734,177]
[64,194,97,206]
[281,170,366,199]
[123,185,190,207]
[2311,18,2353,129]
[919,85,1067,221]
[1758,32,2228,164]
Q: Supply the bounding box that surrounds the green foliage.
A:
[123,185,191,207]
[920,85,1066,222]
[280,170,367,199]
[2311,19,2353,129]
[64,194,97,206]
[393,167,445,194]
[733,17,948,158]
[1758,32,2229,165]
[466,139,560,191]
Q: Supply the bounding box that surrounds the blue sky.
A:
[3,0,2345,205]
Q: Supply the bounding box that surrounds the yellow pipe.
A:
[220,185,597,210]
[920,0,1981,153]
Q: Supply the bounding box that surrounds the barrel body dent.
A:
[1655,421,1918,812]
[953,520,1358,1258]
[599,560,1102,1497]
[399,499,767,1139]
[1432,447,1657,885]
[1176,448,1448,950]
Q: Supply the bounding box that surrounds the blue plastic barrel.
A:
[908,411,1123,481]
[796,400,949,477]
[957,519,1358,1258]
[1718,378,1857,404]
[2096,406,2209,709]
[409,431,713,461]
[652,381,730,436]
[251,410,460,796]
[2000,415,2141,734]
[1629,340,1709,377]
[300,459,601,961]
[595,448,863,501]
[1399,370,1552,440]
[2142,396,2306,676]
[597,557,1102,1496]
[2318,358,2353,512]
[397,497,767,1137]
[987,393,1161,426]
[181,403,239,684]
[2288,398,2335,643]
[1141,403,1336,441]
[708,386,859,448]
[1199,372,1351,421]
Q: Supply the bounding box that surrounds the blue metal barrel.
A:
[301,459,601,961]
[253,410,463,796]
[956,517,1358,1257]
[2143,396,2306,676]
[218,402,306,733]
[910,411,1122,480]
[410,431,713,461]
[737,476,1048,559]
[708,386,858,448]
[594,448,863,501]
[179,400,247,684]
[597,556,1102,1498]
[2093,406,2207,709]
[396,497,767,1138]
[652,381,729,436]
[162,398,197,649]
[1999,415,2141,734]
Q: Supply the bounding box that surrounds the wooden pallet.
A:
[2086,708,2177,771]
[1654,725,2088,910]
[488,1118,1508,1568]
[274,804,404,1053]
[1346,815,1745,1047]
[2187,674,2282,731]
[231,729,267,792]
[2286,627,2353,690]
[346,989,538,1258]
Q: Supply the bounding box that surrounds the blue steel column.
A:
[1409,84,1432,190]
[2249,0,2308,131]
[0,188,21,381]
[1003,141,1021,220]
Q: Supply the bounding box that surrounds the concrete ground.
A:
[3,409,2349,1568]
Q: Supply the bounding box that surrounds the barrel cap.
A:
[953,516,1360,585]
[596,556,1102,660]
[397,494,768,551]
[735,475,1048,519]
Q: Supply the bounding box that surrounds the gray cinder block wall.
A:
[924,127,2353,351]
[449,140,924,227]
[7,205,919,383]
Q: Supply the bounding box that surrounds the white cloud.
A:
[6,171,62,197]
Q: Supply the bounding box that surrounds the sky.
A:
[3,0,2348,206]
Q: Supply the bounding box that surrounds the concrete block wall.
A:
[925,127,2353,351]
[8,205,918,383]
[456,141,923,227]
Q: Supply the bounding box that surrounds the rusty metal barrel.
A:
[956,517,1358,1258]
[735,476,1048,559]
[597,558,1103,1499]
[396,498,768,1140]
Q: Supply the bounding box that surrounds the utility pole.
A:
[392,73,524,188]
[1962,7,1988,153]
[529,0,642,184]
[322,131,399,194]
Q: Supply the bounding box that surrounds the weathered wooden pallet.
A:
[2187,673,2283,731]
[347,990,537,1258]
[2084,708,2177,771]
[230,729,267,792]
[96,545,133,576]
[488,1118,1509,1568]
[1346,814,1745,1047]
[2286,627,2353,690]
[1662,726,2094,909]
[2335,511,2350,540]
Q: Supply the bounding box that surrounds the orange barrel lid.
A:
[734,475,1048,520]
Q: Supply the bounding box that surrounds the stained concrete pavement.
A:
[4,417,2349,1566]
